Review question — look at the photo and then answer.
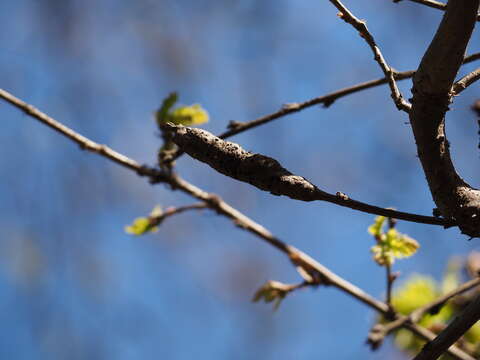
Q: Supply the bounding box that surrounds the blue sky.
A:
[1,1,480,359]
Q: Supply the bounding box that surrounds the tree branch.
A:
[409,0,480,237]
[452,67,480,95]
[1,87,473,360]
[413,293,480,360]
[368,276,480,348]
[167,52,480,164]
[166,124,452,226]
[151,202,208,226]
[0,88,167,180]
[393,0,480,21]
[329,0,411,111]
[167,174,473,360]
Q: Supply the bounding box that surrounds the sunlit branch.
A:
[452,68,480,95]
[0,88,472,360]
[328,0,411,111]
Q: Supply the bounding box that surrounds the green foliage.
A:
[441,258,461,294]
[368,215,385,238]
[368,216,419,266]
[155,93,209,128]
[167,104,209,126]
[156,92,178,126]
[252,280,295,311]
[391,266,480,358]
[393,275,453,324]
[367,217,480,357]
[156,93,209,168]
[125,206,163,235]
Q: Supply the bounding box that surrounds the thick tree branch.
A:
[166,124,452,226]
[0,84,443,229]
[409,0,480,237]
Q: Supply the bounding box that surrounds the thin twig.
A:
[385,217,398,312]
[410,277,480,324]
[167,53,480,164]
[222,72,414,137]
[0,88,167,180]
[386,264,393,308]
[329,0,411,112]
[162,175,473,360]
[452,68,480,95]
[218,55,479,141]
[2,90,472,360]
[393,0,480,21]
[169,173,472,360]
[150,202,208,226]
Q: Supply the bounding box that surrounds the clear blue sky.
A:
[1,1,479,359]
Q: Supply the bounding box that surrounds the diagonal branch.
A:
[413,293,480,360]
[223,71,414,137]
[166,124,452,226]
[329,0,411,112]
[221,56,479,140]
[168,53,480,164]
[165,174,473,360]
[160,174,475,360]
[368,276,480,348]
[0,88,167,180]
[409,0,480,237]
[0,87,473,360]
[452,67,480,95]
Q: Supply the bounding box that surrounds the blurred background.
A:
[1,1,480,359]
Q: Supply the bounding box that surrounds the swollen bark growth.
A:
[409,0,480,237]
[165,124,449,226]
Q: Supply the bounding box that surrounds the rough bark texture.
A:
[410,0,480,237]
[168,125,319,201]
[166,124,450,226]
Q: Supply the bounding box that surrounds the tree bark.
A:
[409,0,480,237]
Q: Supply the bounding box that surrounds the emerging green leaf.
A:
[368,217,419,266]
[125,206,163,236]
[156,92,178,127]
[393,275,439,315]
[166,104,209,126]
[125,217,159,235]
[391,275,456,354]
[441,258,461,294]
[368,216,386,237]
